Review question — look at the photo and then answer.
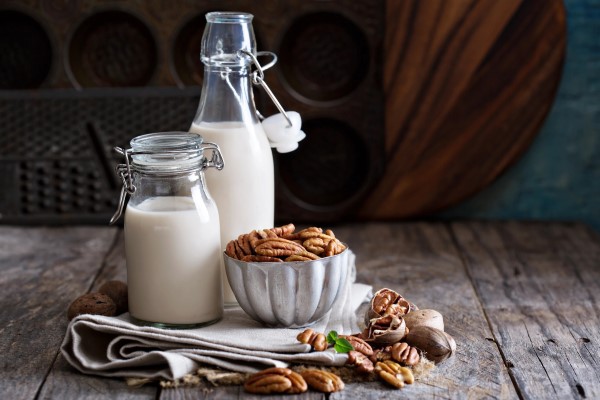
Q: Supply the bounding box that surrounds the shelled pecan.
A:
[340,335,373,356]
[347,350,374,373]
[225,224,346,262]
[375,360,414,389]
[391,342,420,366]
[297,328,328,352]
[299,369,344,393]
[244,367,307,394]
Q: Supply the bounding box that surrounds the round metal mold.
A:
[278,12,369,103]
[67,10,157,87]
[277,118,369,208]
[172,13,207,87]
[0,10,53,89]
[224,248,350,328]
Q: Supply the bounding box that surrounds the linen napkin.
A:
[61,251,372,380]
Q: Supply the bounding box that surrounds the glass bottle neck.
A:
[193,65,260,125]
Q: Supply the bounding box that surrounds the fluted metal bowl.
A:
[224,249,350,328]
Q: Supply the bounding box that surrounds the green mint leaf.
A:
[333,337,354,353]
[327,330,339,345]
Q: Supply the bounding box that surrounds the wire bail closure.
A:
[238,50,293,128]
[109,142,224,225]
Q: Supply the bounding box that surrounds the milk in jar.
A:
[125,196,222,325]
[112,132,225,328]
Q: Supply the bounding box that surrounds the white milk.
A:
[190,122,274,304]
[124,196,223,325]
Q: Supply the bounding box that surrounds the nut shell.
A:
[67,293,117,320]
[98,280,128,315]
[403,309,444,331]
[405,325,456,363]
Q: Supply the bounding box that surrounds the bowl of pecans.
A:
[224,224,350,328]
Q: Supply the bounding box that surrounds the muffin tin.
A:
[0,0,384,224]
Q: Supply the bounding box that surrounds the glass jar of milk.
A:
[190,12,274,306]
[119,132,225,328]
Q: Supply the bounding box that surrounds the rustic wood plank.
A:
[38,354,157,400]
[450,222,600,399]
[0,227,117,400]
[160,383,325,400]
[91,230,127,289]
[329,223,517,399]
[39,230,157,399]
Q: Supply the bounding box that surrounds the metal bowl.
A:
[224,249,350,328]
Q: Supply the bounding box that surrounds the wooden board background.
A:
[360,0,566,219]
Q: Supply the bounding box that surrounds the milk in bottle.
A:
[191,12,275,305]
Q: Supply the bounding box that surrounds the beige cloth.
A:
[61,252,371,380]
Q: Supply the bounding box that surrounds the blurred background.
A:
[0,0,597,230]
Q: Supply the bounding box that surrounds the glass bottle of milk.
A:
[120,132,225,328]
[190,12,275,305]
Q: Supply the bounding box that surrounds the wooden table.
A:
[1,222,599,399]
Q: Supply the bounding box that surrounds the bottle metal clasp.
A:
[237,50,292,128]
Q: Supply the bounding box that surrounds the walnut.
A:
[67,293,116,320]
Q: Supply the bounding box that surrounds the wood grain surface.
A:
[360,0,566,219]
[1,222,598,399]
[0,227,117,399]
[451,222,600,399]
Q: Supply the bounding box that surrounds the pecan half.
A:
[270,223,296,237]
[300,369,344,393]
[237,234,252,255]
[285,254,314,262]
[244,367,294,394]
[379,370,404,389]
[255,238,305,257]
[374,360,414,389]
[285,370,308,394]
[369,348,392,364]
[303,237,326,255]
[340,335,373,356]
[241,255,283,263]
[391,342,420,366]
[347,350,374,374]
[297,329,328,351]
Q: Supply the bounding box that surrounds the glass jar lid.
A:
[130,132,207,174]
[109,132,223,224]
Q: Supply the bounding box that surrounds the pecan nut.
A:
[285,370,308,394]
[391,342,420,366]
[255,238,305,257]
[269,223,296,237]
[379,370,404,389]
[300,369,344,393]
[244,367,294,394]
[340,335,373,356]
[241,255,283,263]
[375,361,414,390]
[347,350,374,374]
[297,328,328,351]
